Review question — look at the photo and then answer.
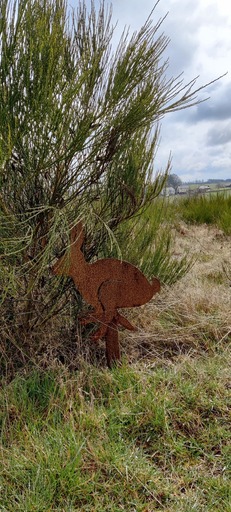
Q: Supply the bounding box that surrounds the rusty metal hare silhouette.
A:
[52,221,160,344]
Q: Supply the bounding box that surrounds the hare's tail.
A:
[151,277,161,295]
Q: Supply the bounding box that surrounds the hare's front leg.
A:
[79,308,116,341]
[90,307,122,341]
[79,305,110,342]
[79,294,104,326]
[79,313,110,341]
[79,309,103,327]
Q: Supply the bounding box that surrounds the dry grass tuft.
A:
[122,224,231,363]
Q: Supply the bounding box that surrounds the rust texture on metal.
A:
[53,221,160,367]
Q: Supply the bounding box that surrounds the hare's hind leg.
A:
[116,312,137,331]
[88,279,121,340]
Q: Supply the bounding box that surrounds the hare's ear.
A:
[70,221,84,247]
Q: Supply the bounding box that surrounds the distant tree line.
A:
[166,173,182,191]
[184,178,231,185]
[207,178,231,183]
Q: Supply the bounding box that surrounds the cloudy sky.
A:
[73,0,231,182]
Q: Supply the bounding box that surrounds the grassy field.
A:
[175,193,231,235]
[1,206,231,510]
[1,351,230,511]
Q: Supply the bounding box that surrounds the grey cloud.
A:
[163,22,198,78]
[207,122,231,146]
[191,82,231,122]
[158,3,200,77]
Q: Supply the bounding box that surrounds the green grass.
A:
[119,198,191,285]
[1,352,230,511]
[177,193,231,235]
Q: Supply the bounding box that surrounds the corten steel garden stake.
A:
[52,221,160,367]
[104,317,121,369]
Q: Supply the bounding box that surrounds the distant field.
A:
[208,187,231,197]
[187,182,231,190]
[173,186,231,200]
